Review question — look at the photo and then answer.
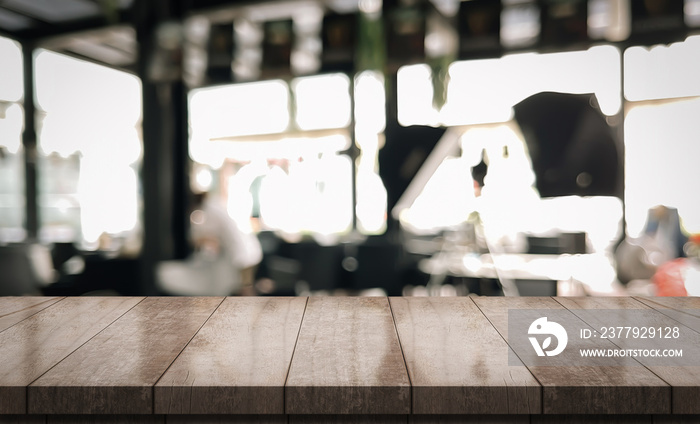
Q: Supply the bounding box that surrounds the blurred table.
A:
[0,296,697,423]
[420,251,581,279]
[420,251,622,295]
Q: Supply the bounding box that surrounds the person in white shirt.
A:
[157,192,263,296]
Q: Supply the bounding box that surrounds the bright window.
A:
[354,70,388,235]
[397,46,624,254]
[0,36,25,243]
[189,80,290,139]
[0,36,23,103]
[189,76,361,240]
[624,35,700,101]
[294,73,351,131]
[398,45,622,127]
[625,98,700,236]
[189,70,389,239]
[34,50,142,249]
[624,35,700,237]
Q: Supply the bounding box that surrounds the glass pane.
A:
[624,35,700,101]
[397,64,439,127]
[501,1,540,48]
[189,78,353,240]
[34,50,142,250]
[688,0,700,26]
[254,152,353,237]
[189,80,290,139]
[0,36,23,102]
[0,103,25,242]
[293,73,351,131]
[444,45,621,124]
[398,46,622,127]
[625,98,700,236]
[354,70,387,235]
[191,133,353,240]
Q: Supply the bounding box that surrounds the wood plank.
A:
[46,416,164,423]
[409,415,529,423]
[290,416,407,424]
[472,297,670,414]
[644,297,700,311]
[653,415,700,424]
[635,297,700,331]
[558,296,700,414]
[0,297,143,414]
[0,416,45,424]
[637,296,700,312]
[167,416,287,424]
[389,297,540,414]
[0,297,63,332]
[531,416,652,424]
[29,297,224,415]
[285,297,410,414]
[155,297,307,414]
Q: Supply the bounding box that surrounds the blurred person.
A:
[644,205,687,260]
[157,191,262,296]
[643,206,692,296]
[616,205,688,287]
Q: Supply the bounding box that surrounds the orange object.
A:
[653,258,688,296]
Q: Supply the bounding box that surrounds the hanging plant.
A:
[356,9,386,73]
[429,53,453,112]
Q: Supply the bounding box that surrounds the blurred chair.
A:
[353,239,404,296]
[0,243,54,296]
[50,242,80,273]
[292,242,343,292]
[264,255,301,295]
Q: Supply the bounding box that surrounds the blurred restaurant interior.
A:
[0,0,699,298]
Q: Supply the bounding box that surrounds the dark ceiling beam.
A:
[0,4,46,41]
[40,26,137,58]
[187,0,258,11]
[184,0,278,20]
[0,4,54,25]
[12,6,133,41]
[47,46,136,74]
[0,26,25,43]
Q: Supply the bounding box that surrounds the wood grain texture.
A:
[632,297,700,414]
[290,416,407,424]
[0,416,46,424]
[557,297,700,414]
[636,297,700,312]
[409,415,529,423]
[653,415,700,424]
[389,297,540,414]
[166,416,287,424]
[29,297,224,415]
[155,297,307,414]
[635,297,700,331]
[285,297,410,415]
[472,297,670,415]
[531,416,652,424]
[0,297,63,333]
[46,416,164,423]
[0,297,142,414]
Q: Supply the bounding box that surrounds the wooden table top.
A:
[0,296,698,419]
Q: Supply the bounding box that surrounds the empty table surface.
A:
[0,296,698,421]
